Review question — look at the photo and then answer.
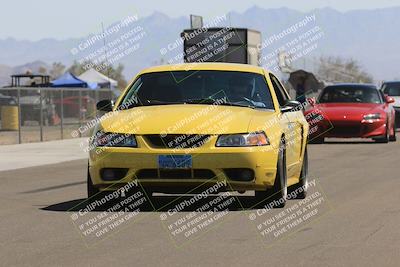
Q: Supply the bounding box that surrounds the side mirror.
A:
[386,96,395,104]
[96,99,114,112]
[281,100,302,113]
[306,97,316,107]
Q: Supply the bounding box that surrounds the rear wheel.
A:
[309,136,324,144]
[289,147,308,199]
[389,119,397,142]
[255,140,287,208]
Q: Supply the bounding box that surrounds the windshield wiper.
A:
[242,97,267,108]
[221,102,256,109]
[120,100,182,109]
[184,98,254,108]
[142,100,182,105]
[133,100,188,107]
[184,98,260,109]
[184,98,216,104]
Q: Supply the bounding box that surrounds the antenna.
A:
[101,22,112,90]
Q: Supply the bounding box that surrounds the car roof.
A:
[382,81,400,84]
[325,83,377,89]
[138,63,268,75]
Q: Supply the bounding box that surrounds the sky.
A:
[1,0,400,40]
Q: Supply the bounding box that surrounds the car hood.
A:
[99,104,276,135]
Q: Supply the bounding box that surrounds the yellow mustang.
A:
[88,63,309,207]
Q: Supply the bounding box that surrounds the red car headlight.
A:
[363,113,381,120]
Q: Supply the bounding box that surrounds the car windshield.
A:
[119,71,275,109]
[382,83,400,96]
[319,86,382,104]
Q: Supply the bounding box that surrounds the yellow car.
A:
[88,63,309,207]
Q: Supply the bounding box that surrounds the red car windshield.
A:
[319,86,382,104]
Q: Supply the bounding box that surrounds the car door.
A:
[269,74,304,175]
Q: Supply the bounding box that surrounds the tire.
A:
[375,122,389,143]
[389,133,396,142]
[389,120,397,142]
[255,140,287,208]
[289,147,308,199]
[87,167,99,198]
[309,136,324,144]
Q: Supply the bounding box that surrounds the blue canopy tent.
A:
[51,72,97,88]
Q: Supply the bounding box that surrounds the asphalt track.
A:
[0,136,399,266]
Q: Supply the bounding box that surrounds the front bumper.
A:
[89,136,279,193]
[309,118,387,139]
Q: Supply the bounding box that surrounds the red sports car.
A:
[305,84,396,143]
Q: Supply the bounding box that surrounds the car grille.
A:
[330,125,361,136]
[136,169,216,179]
[144,134,211,149]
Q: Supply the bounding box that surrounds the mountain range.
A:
[0,6,399,86]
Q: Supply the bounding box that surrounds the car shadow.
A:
[41,195,260,212]
[323,140,379,144]
[41,186,302,213]
[309,139,383,145]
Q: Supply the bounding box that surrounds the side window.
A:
[121,77,143,105]
[382,84,388,94]
[269,74,289,107]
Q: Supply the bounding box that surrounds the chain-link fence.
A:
[0,87,114,145]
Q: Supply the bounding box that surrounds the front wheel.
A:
[389,119,397,142]
[309,136,324,144]
[255,141,287,208]
[289,147,308,199]
[374,122,389,143]
[87,167,99,198]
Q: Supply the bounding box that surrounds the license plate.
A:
[158,155,192,169]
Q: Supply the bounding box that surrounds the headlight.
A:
[216,132,269,147]
[94,131,137,147]
[363,113,381,120]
